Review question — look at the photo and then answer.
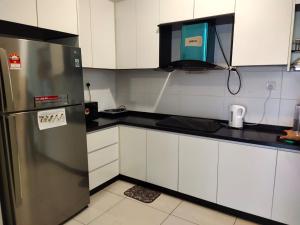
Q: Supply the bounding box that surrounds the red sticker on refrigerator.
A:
[8,53,21,70]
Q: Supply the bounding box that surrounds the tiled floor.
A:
[64,180,259,225]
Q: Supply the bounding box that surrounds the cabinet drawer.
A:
[89,160,119,190]
[88,144,119,172]
[87,127,119,152]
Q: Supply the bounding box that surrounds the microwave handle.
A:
[0,48,14,111]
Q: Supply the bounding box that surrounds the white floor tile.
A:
[75,191,123,224]
[147,194,182,213]
[63,219,83,225]
[104,180,134,197]
[172,201,236,225]
[162,216,197,225]
[88,214,123,225]
[74,207,101,225]
[100,198,168,225]
[235,218,259,225]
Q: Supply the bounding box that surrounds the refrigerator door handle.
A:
[0,48,14,110]
[7,116,22,205]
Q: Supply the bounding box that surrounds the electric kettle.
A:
[229,105,246,129]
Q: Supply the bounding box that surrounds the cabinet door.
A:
[91,0,116,69]
[272,150,300,225]
[136,0,159,68]
[119,126,147,181]
[218,142,277,218]
[0,0,37,26]
[147,130,179,190]
[37,0,78,34]
[194,0,235,19]
[232,0,293,66]
[77,0,93,67]
[179,135,218,203]
[115,0,137,69]
[159,0,194,24]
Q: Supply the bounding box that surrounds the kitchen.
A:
[0,0,299,225]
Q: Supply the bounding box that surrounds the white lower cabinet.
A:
[272,150,300,225]
[119,126,147,181]
[147,130,179,190]
[218,142,277,218]
[86,127,119,153]
[88,144,119,172]
[89,160,119,190]
[179,135,218,203]
[87,127,119,190]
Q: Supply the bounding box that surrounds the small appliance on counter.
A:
[228,105,246,129]
[279,104,300,144]
[100,105,128,118]
[85,101,98,122]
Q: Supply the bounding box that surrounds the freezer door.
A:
[2,105,89,225]
[0,36,84,113]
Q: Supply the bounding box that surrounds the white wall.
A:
[115,67,300,127]
[83,68,116,111]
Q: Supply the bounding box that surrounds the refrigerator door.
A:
[1,105,89,225]
[0,36,84,113]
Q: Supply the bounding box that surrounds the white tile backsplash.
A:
[83,69,116,111]
[88,66,300,127]
[225,67,283,98]
[281,71,300,100]
[179,95,225,119]
[278,99,299,126]
[179,70,227,97]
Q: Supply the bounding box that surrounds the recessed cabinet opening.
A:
[159,15,234,71]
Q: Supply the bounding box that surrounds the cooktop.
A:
[156,116,222,133]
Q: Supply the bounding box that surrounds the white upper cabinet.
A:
[116,0,159,69]
[90,0,116,69]
[179,135,218,203]
[115,0,137,69]
[77,0,116,69]
[147,130,179,191]
[77,0,93,67]
[0,0,37,26]
[218,142,277,218]
[119,126,147,181]
[272,150,300,225]
[37,0,78,34]
[194,0,235,19]
[232,0,293,66]
[136,0,160,68]
[159,0,194,24]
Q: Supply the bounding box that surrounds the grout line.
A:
[171,214,201,225]
[160,215,171,225]
[83,197,127,225]
[233,217,238,225]
[169,200,182,216]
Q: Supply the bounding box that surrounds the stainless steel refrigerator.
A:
[0,37,90,225]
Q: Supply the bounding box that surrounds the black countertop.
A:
[86,111,300,152]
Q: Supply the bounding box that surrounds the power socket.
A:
[266,81,276,91]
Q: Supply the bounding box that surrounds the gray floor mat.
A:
[124,185,161,203]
